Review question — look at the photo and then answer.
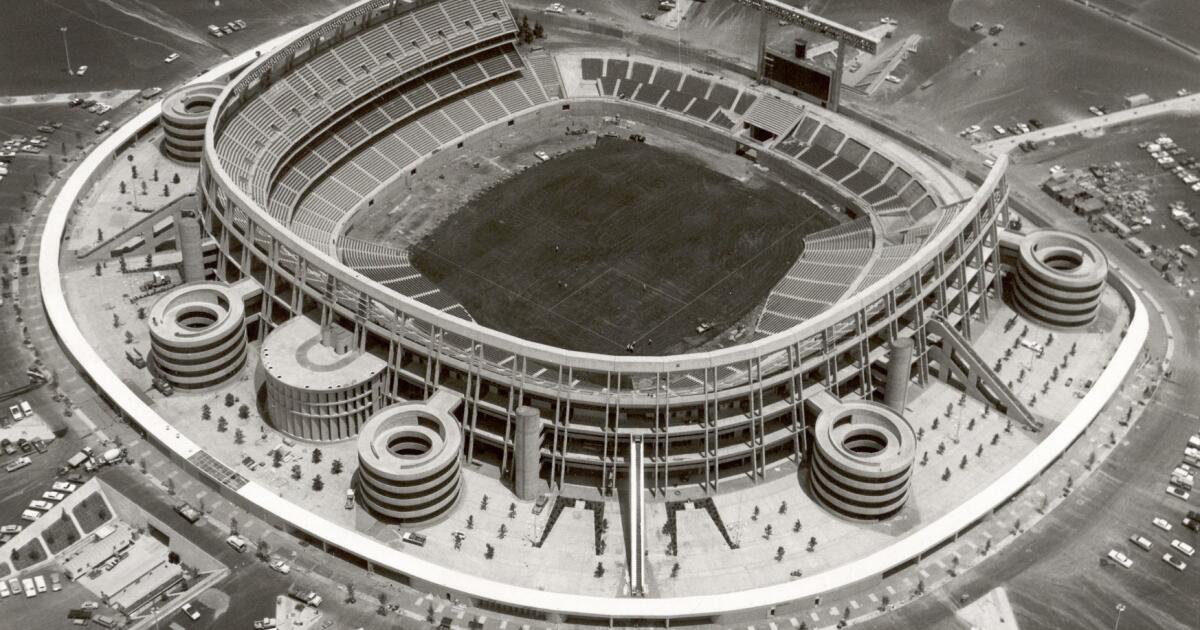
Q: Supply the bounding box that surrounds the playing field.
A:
[410,138,838,355]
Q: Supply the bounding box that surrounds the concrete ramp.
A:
[627,436,647,596]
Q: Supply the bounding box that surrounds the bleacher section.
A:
[212,0,567,314]
[773,116,937,219]
[583,57,752,129]
[754,218,875,335]
[339,237,473,320]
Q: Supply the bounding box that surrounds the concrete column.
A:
[884,338,914,413]
[178,213,206,283]
[513,406,542,501]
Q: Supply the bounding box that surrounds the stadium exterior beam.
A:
[734,0,880,54]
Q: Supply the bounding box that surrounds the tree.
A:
[775,546,785,562]
[466,515,475,529]
[920,451,928,466]
[793,519,802,533]
[991,433,999,446]
[312,448,323,464]
[807,536,817,551]
[144,252,153,268]
[97,227,104,242]
[480,494,489,511]
[162,184,170,197]
[498,524,507,539]
[331,458,343,474]
[141,181,148,195]
[942,467,951,481]
[137,307,146,320]
[273,449,283,467]
[230,516,239,535]
[124,331,134,344]
[960,455,969,469]
[509,502,517,519]
[967,418,976,431]
[234,428,245,445]
[131,165,138,179]
[119,256,127,273]
[916,427,924,440]
[119,181,127,194]
[880,594,890,611]
[112,313,121,328]
[312,475,324,491]
[1038,494,1049,513]
[346,582,357,604]
[291,464,302,480]
[237,403,250,419]
[975,445,983,458]
[153,168,159,182]
[936,441,946,455]
[751,505,760,521]
[1086,451,1096,470]
[224,393,236,407]
[257,539,271,560]
[484,543,494,559]
[931,417,940,430]
[533,21,544,39]
[217,416,228,432]
[763,524,773,539]
[172,172,181,184]
[94,262,102,277]
[377,592,389,616]
[670,562,680,578]
[778,501,788,515]
[594,562,605,577]
[165,477,175,495]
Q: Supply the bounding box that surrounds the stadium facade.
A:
[196,0,1007,499]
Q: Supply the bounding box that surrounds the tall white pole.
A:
[61,27,73,76]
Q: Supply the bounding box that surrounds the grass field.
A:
[411,138,836,355]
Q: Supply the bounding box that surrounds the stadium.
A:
[198,0,1006,494]
[39,0,1152,624]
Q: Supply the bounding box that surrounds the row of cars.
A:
[0,572,61,599]
[207,19,247,37]
[16,480,80,523]
[1138,135,1200,195]
[1105,433,1200,572]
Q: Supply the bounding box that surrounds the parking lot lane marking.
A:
[828,607,839,616]
[867,593,878,602]
[886,585,897,595]
[809,612,820,622]
[849,600,860,610]
[789,618,800,627]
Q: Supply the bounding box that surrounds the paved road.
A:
[972,92,1200,155]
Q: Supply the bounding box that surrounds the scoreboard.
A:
[763,50,833,105]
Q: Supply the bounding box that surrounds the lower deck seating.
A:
[585,57,746,130]
[337,237,474,321]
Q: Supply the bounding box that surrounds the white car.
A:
[534,150,550,162]
[992,125,1007,135]
[1167,485,1190,501]
[961,125,981,136]
[19,401,32,417]
[1107,549,1132,568]
[0,580,9,597]
[182,603,201,620]
[1171,539,1195,556]
[41,491,65,502]
[29,500,53,511]
[164,53,180,63]
[51,482,77,493]
[1130,534,1152,551]
[1154,517,1174,532]
[269,559,291,575]
[1163,553,1187,571]
[8,406,20,423]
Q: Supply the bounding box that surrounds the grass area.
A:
[71,492,112,535]
[43,512,83,555]
[0,562,9,578]
[411,137,836,355]
[10,537,47,571]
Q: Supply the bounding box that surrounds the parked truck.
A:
[286,585,322,607]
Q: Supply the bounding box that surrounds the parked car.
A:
[269,559,291,575]
[182,603,201,620]
[8,405,21,423]
[253,618,277,629]
[1154,517,1173,531]
[1171,539,1195,557]
[29,500,54,511]
[51,482,77,493]
[532,494,550,515]
[401,532,427,547]
[1130,534,1152,551]
[1163,553,1188,571]
[42,491,65,502]
[174,503,202,524]
[1106,549,1132,568]
[1167,485,1190,501]
[0,524,21,535]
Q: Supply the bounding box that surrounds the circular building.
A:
[261,317,387,442]
[355,403,463,524]
[810,400,916,520]
[148,282,247,390]
[161,82,223,162]
[1014,229,1108,327]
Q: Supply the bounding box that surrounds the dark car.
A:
[17,438,32,453]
